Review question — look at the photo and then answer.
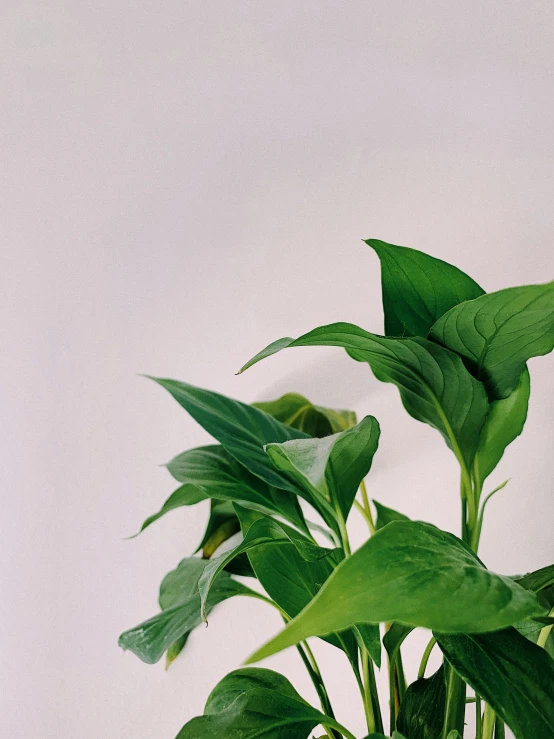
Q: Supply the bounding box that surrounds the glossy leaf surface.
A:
[374,500,410,530]
[265,415,380,521]
[397,665,446,739]
[436,628,554,739]
[430,281,554,399]
[246,521,544,663]
[118,558,255,664]
[366,239,484,337]
[148,378,310,515]
[175,668,337,739]
[473,367,530,487]
[238,324,489,470]
[254,392,356,436]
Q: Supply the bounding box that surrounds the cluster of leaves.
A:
[119,240,554,739]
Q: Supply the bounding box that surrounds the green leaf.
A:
[147,378,309,530]
[175,667,345,739]
[118,558,256,664]
[515,564,554,594]
[198,512,332,620]
[265,416,380,521]
[238,324,489,470]
[473,367,530,487]
[429,281,554,400]
[355,623,382,669]
[165,633,188,669]
[137,445,308,534]
[245,521,545,663]
[397,665,446,739]
[383,623,413,669]
[253,392,357,436]
[366,238,484,338]
[436,628,554,739]
[373,500,410,530]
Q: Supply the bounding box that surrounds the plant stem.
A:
[295,642,339,739]
[359,479,376,534]
[322,718,358,739]
[442,663,466,738]
[418,636,436,679]
[361,645,377,734]
[494,717,506,738]
[482,704,496,739]
[475,695,482,739]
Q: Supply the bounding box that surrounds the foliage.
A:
[120,239,554,739]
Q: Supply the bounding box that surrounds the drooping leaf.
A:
[198,512,332,620]
[473,367,530,487]
[265,416,381,521]
[436,628,554,739]
[397,665,446,739]
[175,667,345,739]
[383,623,413,672]
[253,392,357,436]
[365,238,484,338]
[147,378,310,529]
[429,281,554,400]
[245,521,545,663]
[374,500,410,530]
[355,624,382,669]
[238,324,489,471]
[137,444,307,534]
[118,558,256,664]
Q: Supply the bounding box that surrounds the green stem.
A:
[418,636,436,679]
[475,695,482,739]
[361,646,377,735]
[359,479,376,534]
[296,643,338,739]
[322,718,358,739]
[442,663,466,738]
[494,717,506,739]
[482,704,496,739]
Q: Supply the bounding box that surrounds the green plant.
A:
[119,240,554,739]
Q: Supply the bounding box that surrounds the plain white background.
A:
[2,2,553,737]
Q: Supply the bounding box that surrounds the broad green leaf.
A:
[430,282,554,399]
[397,665,446,739]
[238,324,489,470]
[265,416,380,521]
[175,667,347,739]
[118,558,256,664]
[436,628,554,739]
[254,392,357,436]
[473,367,530,487]
[366,239,484,337]
[137,445,307,534]
[233,506,361,660]
[147,378,309,529]
[198,512,332,620]
[246,521,545,663]
[374,500,410,530]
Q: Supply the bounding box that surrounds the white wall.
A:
[2,2,553,737]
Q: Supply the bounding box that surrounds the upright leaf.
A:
[175,668,345,739]
[239,324,489,470]
[374,500,410,530]
[473,367,530,488]
[118,558,256,664]
[366,239,484,337]
[436,628,554,739]
[246,521,545,663]
[265,416,380,521]
[397,665,446,739]
[254,392,357,436]
[430,282,554,399]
